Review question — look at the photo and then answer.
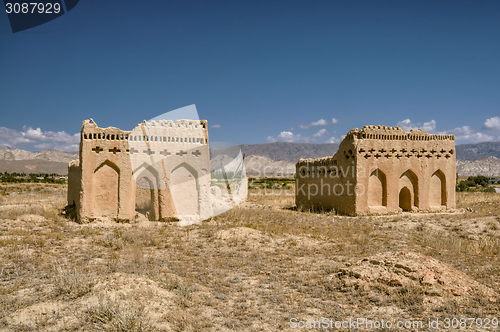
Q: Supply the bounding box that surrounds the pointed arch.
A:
[93,160,120,217]
[368,168,387,207]
[133,162,160,189]
[430,169,446,206]
[133,162,160,221]
[399,169,419,209]
[170,162,199,217]
[94,159,120,174]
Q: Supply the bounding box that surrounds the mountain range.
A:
[455,141,500,161]
[0,148,78,174]
[1,141,500,176]
[213,141,500,163]
[456,156,500,177]
[210,142,340,162]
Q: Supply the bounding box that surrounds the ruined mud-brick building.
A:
[296,125,456,216]
[68,119,212,223]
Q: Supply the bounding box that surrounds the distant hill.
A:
[2,141,500,176]
[211,141,500,163]
[0,148,78,175]
[0,160,71,175]
[211,154,295,177]
[211,142,340,163]
[456,141,500,161]
[0,148,77,163]
[456,156,500,177]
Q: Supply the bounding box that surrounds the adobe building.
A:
[296,125,456,216]
[68,118,212,223]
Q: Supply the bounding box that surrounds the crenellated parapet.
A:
[81,119,131,142]
[141,119,207,129]
[128,119,209,146]
[343,125,455,141]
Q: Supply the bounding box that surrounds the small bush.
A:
[85,296,152,332]
[53,265,95,299]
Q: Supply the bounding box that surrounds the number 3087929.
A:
[5,3,61,14]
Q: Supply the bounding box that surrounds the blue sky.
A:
[1,0,500,152]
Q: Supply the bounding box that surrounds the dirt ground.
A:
[0,183,499,331]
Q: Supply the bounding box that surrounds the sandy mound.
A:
[339,251,498,299]
[216,227,275,249]
[17,214,47,223]
[4,272,217,331]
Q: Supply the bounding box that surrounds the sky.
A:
[1,0,500,152]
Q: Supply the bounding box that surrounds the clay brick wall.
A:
[68,118,212,223]
[296,125,456,216]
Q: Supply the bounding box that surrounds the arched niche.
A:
[93,160,120,217]
[170,163,199,217]
[368,169,387,207]
[429,169,446,207]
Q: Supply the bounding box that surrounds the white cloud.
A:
[23,126,79,143]
[396,119,436,133]
[267,131,302,143]
[0,126,79,152]
[268,116,500,145]
[421,120,436,133]
[210,124,221,128]
[395,118,499,143]
[311,119,327,126]
[312,128,328,138]
[268,127,333,143]
[396,119,417,131]
[396,117,500,143]
[484,116,500,132]
[0,127,32,147]
[442,126,494,143]
[299,118,329,129]
[325,136,340,143]
[331,118,339,124]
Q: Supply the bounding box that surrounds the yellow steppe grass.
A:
[0,183,498,331]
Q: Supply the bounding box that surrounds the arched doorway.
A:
[93,160,119,217]
[135,177,155,220]
[399,170,418,209]
[170,163,199,217]
[368,169,387,207]
[133,163,159,221]
[399,187,412,211]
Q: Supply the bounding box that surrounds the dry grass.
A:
[53,264,96,299]
[85,296,153,332]
[0,183,499,331]
[457,191,500,216]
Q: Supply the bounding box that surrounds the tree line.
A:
[456,175,497,192]
[0,172,67,184]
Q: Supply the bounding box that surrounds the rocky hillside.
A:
[0,148,78,175]
[243,155,295,177]
[456,156,500,177]
[0,148,77,163]
[212,141,500,163]
[2,141,500,177]
[456,141,500,160]
[211,154,295,177]
[211,142,339,162]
